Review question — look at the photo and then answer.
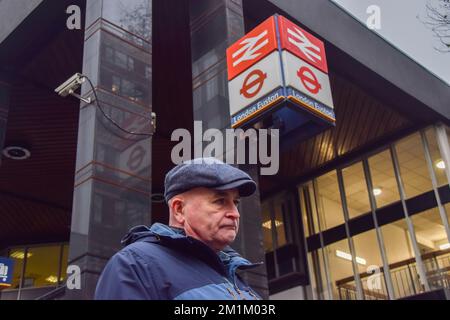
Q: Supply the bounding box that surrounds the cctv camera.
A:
[55,73,92,104]
[55,73,85,97]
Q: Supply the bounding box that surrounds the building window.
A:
[315,170,345,230]
[1,243,69,294]
[446,203,450,237]
[410,207,450,291]
[115,51,128,70]
[296,125,450,300]
[368,149,400,208]
[60,245,69,283]
[351,230,389,300]
[342,161,371,219]
[7,248,26,289]
[323,239,356,300]
[145,65,152,79]
[261,202,274,252]
[105,46,114,64]
[424,128,448,187]
[23,246,61,288]
[395,132,433,199]
[380,218,420,299]
[307,248,329,299]
[299,182,321,237]
[261,191,300,280]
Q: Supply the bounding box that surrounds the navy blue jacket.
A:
[94,223,262,300]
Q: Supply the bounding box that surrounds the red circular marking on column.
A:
[127,145,146,171]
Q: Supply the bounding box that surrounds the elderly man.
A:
[95,158,262,300]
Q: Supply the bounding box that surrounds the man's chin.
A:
[216,232,237,247]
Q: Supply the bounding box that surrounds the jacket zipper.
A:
[225,286,238,300]
[224,277,246,300]
[246,288,261,300]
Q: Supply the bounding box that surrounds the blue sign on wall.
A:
[0,257,15,287]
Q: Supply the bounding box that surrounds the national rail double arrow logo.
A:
[240,69,267,99]
[297,66,321,95]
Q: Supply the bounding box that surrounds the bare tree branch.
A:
[418,0,450,52]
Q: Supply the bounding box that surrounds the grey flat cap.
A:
[164,158,257,202]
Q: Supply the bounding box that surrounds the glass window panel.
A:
[308,248,332,300]
[425,128,448,187]
[441,203,450,281]
[261,201,274,252]
[380,219,421,299]
[410,207,450,290]
[7,247,25,289]
[273,196,288,247]
[60,245,69,284]
[23,246,61,288]
[299,186,310,238]
[298,183,321,237]
[324,239,356,299]
[342,162,371,219]
[105,46,114,63]
[447,126,450,147]
[395,132,433,198]
[352,230,389,300]
[368,149,401,208]
[446,203,450,241]
[114,50,128,69]
[127,56,134,71]
[316,171,345,230]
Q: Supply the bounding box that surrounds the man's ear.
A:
[170,197,185,225]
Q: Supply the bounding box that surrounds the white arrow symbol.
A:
[232,30,269,67]
[287,27,322,63]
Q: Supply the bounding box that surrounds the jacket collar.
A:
[121,223,262,282]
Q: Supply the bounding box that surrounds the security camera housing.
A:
[55,73,85,97]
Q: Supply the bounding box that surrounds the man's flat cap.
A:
[164,158,256,202]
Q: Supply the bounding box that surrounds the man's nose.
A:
[226,203,240,219]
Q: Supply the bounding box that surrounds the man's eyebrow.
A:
[211,190,240,199]
[212,191,228,197]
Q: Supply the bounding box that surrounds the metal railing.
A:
[337,249,450,300]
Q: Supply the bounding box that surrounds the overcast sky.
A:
[331,0,450,86]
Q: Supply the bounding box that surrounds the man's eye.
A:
[234,200,241,206]
[215,198,225,205]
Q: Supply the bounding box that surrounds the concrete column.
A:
[66,0,153,299]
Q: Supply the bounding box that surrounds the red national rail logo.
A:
[278,16,328,74]
[226,15,328,81]
[226,16,277,81]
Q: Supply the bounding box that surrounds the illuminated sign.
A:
[228,51,283,117]
[226,14,335,132]
[0,257,14,288]
[226,16,278,81]
[278,16,328,74]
